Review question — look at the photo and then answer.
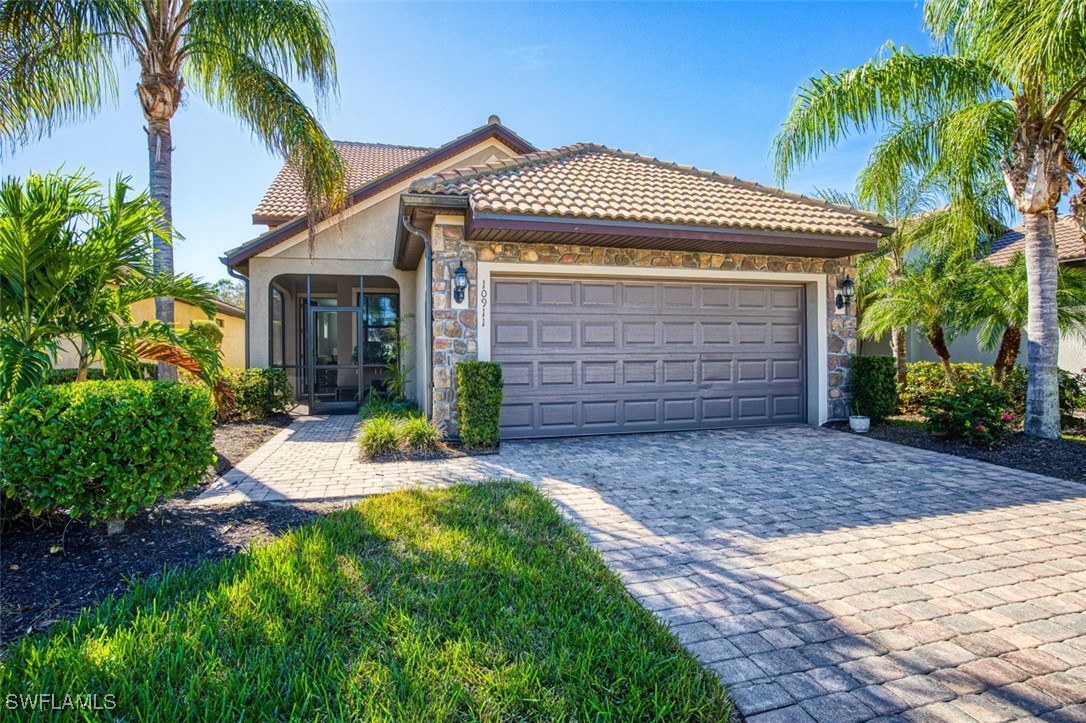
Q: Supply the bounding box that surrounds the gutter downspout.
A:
[400,214,433,420]
[223,259,250,368]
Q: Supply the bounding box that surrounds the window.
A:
[361,293,399,364]
[270,287,285,366]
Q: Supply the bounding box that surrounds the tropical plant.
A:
[0,170,219,401]
[959,253,1086,382]
[860,252,974,385]
[773,0,1086,438]
[0,0,346,379]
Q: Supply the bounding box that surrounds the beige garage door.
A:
[490,276,807,439]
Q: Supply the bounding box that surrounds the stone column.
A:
[430,220,478,435]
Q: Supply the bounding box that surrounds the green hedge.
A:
[47,362,157,385]
[221,368,294,420]
[456,361,503,449]
[850,356,898,421]
[0,381,216,522]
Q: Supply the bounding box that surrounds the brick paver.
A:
[195,417,1086,721]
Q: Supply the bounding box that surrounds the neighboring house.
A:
[862,215,1086,372]
[52,297,247,370]
[224,117,891,438]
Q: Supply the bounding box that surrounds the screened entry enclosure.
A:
[269,274,400,414]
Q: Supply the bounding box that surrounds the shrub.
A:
[456,361,503,449]
[46,362,157,385]
[922,374,1014,449]
[1059,369,1086,426]
[0,381,216,522]
[401,415,441,450]
[356,402,444,459]
[850,356,897,421]
[187,319,224,349]
[221,368,293,420]
[358,414,400,458]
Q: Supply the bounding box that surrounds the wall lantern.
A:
[836,276,855,310]
[453,262,469,303]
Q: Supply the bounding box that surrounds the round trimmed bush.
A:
[0,381,216,522]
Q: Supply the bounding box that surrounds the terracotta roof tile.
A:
[410,144,890,239]
[987,215,1086,265]
[253,141,432,222]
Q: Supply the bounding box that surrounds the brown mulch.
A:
[0,413,343,648]
[826,418,1086,483]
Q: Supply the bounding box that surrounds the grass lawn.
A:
[1,481,731,721]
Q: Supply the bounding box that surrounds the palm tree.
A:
[860,252,973,385]
[0,170,218,401]
[0,0,346,379]
[960,253,1086,383]
[773,0,1086,439]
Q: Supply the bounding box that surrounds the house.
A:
[862,215,1086,372]
[223,117,890,438]
[52,297,247,370]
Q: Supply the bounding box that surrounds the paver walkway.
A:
[196,416,1086,722]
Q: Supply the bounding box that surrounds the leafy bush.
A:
[456,361,503,449]
[0,381,216,522]
[359,394,420,421]
[922,374,1014,449]
[221,368,293,420]
[850,355,897,421]
[187,319,224,349]
[46,362,157,385]
[1059,369,1086,426]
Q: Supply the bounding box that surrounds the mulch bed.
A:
[826,418,1086,483]
[1,413,342,647]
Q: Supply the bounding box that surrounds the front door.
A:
[307,306,362,414]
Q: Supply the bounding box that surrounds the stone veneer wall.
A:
[430,221,858,433]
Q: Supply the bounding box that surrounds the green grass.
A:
[0,482,731,721]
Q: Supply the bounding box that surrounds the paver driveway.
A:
[197,418,1086,721]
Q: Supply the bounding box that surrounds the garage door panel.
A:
[491,277,806,438]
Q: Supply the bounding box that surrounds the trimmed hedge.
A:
[456,361,503,449]
[0,381,216,522]
[850,356,898,421]
[221,368,293,420]
[47,363,157,385]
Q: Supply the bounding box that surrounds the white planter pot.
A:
[849,415,871,433]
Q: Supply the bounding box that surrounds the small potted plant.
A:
[849,402,870,433]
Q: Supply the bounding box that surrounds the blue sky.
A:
[5,1,933,283]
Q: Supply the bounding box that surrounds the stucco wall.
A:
[51,299,245,370]
[427,220,859,434]
[244,140,521,400]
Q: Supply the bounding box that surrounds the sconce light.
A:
[453,262,469,303]
[836,275,855,310]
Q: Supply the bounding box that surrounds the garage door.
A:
[490,276,807,439]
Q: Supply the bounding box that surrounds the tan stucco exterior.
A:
[51,298,246,370]
[243,139,524,401]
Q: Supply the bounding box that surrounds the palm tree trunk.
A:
[993,326,1022,384]
[890,326,908,386]
[1022,212,1061,438]
[146,116,176,382]
[926,323,955,386]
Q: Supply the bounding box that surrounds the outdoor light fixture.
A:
[453,262,469,303]
[836,275,855,310]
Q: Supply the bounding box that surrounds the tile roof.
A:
[409,144,891,239]
[987,215,1086,265]
[253,141,433,222]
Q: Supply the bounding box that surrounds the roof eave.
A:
[225,122,537,268]
[465,213,883,257]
